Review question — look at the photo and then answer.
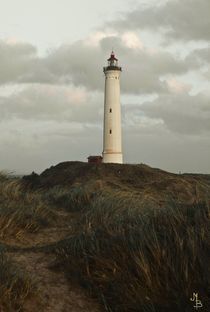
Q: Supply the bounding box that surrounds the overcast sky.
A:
[0,0,209,174]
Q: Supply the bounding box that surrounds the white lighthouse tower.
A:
[102,51,123,164]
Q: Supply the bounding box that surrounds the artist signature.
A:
[190,292,203,310]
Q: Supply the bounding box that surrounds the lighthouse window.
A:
[109,108,112,113]
[109,129,112,134]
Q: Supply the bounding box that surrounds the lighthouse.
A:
[102,51,123,164]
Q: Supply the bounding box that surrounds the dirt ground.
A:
[9,251,101,312]
[4,209,103,312]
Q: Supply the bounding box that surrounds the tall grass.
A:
[1,168,209,311]
[0,252,35,311]
[42,182,103,212]
[0,173,55,238]
[54,191,210,312]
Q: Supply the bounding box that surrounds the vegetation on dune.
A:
[0,163,210,311]
[42,184,101,212]
[0,173,56,238]
[0,252,35,311]
[53,191,210,312]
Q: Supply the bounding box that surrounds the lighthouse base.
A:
[102,152,123,164]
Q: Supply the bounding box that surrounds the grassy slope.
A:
[0,171,101,312]
[24,161,210,209]
[0,162,210,311]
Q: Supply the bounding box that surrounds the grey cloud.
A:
[0,85,103,123]
[0,41,58,85]
[124,130,210,174]
[45,35,194,94]
[0,105,209,174]
[189,46,210,79]
[0,37,196,94]
[193,46,210,63]
[110,0,210,42]
[0,41,37,84]
[0,118,103,174]
[141,92,210,134]
[0,1,209,94]
[1,82,209,138]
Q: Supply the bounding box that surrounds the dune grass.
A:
[0,252,35,311]
[42,184,98,212]
[0,167,209,311]
[0,172,55,238]
[53,190,210,312]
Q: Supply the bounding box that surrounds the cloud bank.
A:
[0,0,209,173]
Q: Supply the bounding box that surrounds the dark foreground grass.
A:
[53,191,210,312]
[0,252,35,311]
[0,167,210,311]
[0,173,56,238]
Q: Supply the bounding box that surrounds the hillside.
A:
[0,162,210,311]
[23,161,210,205]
